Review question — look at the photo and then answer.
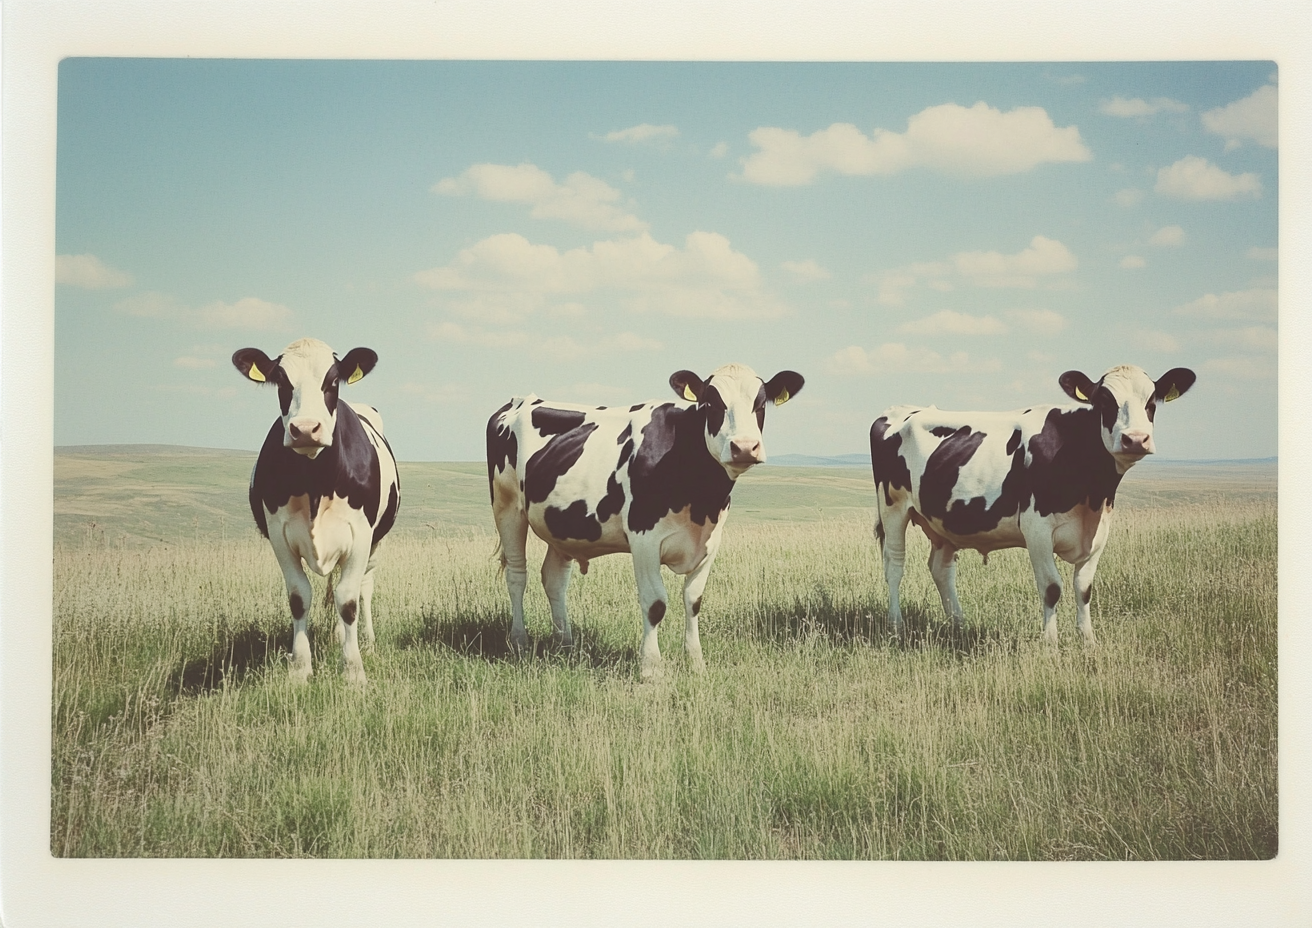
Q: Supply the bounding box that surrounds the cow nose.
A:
[1121,430,1154,455]
[730,439,763,463]
[288,418,324,443]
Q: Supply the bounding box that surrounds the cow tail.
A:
[873,491,886,552]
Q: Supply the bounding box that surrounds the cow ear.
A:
[669,370,706,403]
[1059,370,1097,403]
[338,348,378,385]
[764,371,805,406]
[232,348,275,383]
[1155,367,1196,402]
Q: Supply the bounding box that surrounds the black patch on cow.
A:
[525,419,599,505]
[274,367,293,416]
[921,427,1033,536]
[1045,583,1061,608]
[531,398,544,405]
[596,406,607,410]
[375,481,400,546]
[597,472,625,522]
[629,403,645,412]
[1090,384,1119,434]
[617,422,632,445]
[1026,407,1123,516]
[929,426,957,438]
[543,472,625,542]
[341,600,358,626]
[248,476,269,538]
[869,416,913,507]
[289,592,305,620]
[485,401,518,503]
[545,499,602,542]
[627,403,735,534]
[320,361,341,415]
[699,385,727,437]
[532,406,587,437]
[617,438,635,470]
[648,600,666,627]
[1145,397,1156,423]
[754,383,768,431]
[250,402,384,530]
[692,596,702,616]
[1082,584,1092,605]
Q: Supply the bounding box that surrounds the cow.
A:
[232,337,400,683]
[486,363,805,679]
[870,364,1196,645]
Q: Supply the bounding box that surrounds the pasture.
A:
[52,447,1277,858]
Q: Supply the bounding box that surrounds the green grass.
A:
[51,449,1277,859]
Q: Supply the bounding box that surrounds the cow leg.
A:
[1072,519,1110,645]
[541,545,575,649]
[680,529,723,674]
[271,541,315,683]
[494,502,531,654]
[927,541,965,631]
[359,551,378,650]
[1024,535,1064,645]
[631,542,668,681]
[877,506,910,637]
[333,545,371,685]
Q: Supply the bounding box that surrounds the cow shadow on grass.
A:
[169,624,287,697]
[750,587,1012,657]
[394,607,637,670]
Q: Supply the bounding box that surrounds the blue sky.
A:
[54,60,1278,461]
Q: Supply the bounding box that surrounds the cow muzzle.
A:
[1119,430,1154,456]
[287,417,331,452]
[728,438,764,465]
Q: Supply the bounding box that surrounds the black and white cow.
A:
[487,363,804,678]
[233,337,400,683]
[870,364,1195,644]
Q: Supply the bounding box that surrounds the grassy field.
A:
[52,447,1277,858]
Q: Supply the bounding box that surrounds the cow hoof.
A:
[639,661,665,683]
[687,651,706,674]
[289,665,312,684]
[344,667,367,687]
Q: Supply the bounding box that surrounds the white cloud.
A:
[173,356,216,369]
[1155,156,1261,200]
[1149,225,1186,247]
[434,162,647,232]
[831,343,1000,376]
[1246,246,1277,262]
[115,291,181,319]
[1119,255,1147,269]
[414,230,783,321]
[1204,326,1277,352]
[56,253,133,289]
[1174,288,1277,322]
[709,142,729,159]
[738,101,1091,186]
[196,297,293,331]
[1114,188,1144,208]
[898,310,1005,336]
[1099,96,1190,118]
[597,124,679,144]
[781,259,831,282]
[877,236,1076,304]
[1201,84,1277,150]
[400,382,471,406]
[430,322,531,348]
[1202,356,1277,380]
[1005,308,1067,335]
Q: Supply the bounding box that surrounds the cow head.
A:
[1059,364,1195,466]
[233,338,378,459]
[669,363,805,477]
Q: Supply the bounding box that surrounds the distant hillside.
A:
[769,453,871,468]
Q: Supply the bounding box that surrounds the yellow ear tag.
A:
[1074,386,1087,401]
[683,384,697,402]
[247,364,266,383]
[347,364,365,385]
[1163,385,1180,402]
[774,388,790,406]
